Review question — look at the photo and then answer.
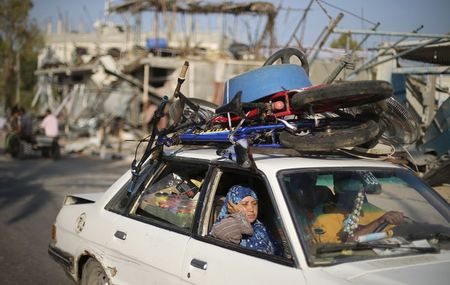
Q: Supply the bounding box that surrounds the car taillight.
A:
[51,224,57,242]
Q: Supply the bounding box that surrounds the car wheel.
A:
[80,258,110,285]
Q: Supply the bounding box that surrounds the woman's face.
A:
[238,196,258,223]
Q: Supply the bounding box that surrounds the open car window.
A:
[130,160,209,231]
[205,167,293,260]
[105,161,160,214]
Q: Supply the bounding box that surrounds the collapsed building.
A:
[33,1,279,155]
[33,0,450,184]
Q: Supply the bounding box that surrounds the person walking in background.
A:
[40,109,59,138]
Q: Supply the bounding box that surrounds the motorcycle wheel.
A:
[279,117,380,151]
[290,80,393,113]
[7,134,21,158]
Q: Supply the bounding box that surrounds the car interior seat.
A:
[210,195,226,226]
[333,177,370,209]
[312,185,335,207]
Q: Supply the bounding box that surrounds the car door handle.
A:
[190,258,208,270]
[114,230,127,240]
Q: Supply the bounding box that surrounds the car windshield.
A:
[279,167,450,266]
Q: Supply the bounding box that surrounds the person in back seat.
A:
[211,185,278,255]
[310,178,404,243]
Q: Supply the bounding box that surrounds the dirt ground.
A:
[434,185,450,203]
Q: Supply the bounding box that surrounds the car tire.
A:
[290,80,393,112]
[279,118,380,151]
[80,258,110,285]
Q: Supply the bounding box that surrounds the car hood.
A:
[320,253,450,285]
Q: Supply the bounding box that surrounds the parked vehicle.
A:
[5,131,60,160]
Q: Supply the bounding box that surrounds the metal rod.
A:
[333,28,450,39]
[323,22,379,84]
[351,38,442,76]
[174,61,189,97]
[143,64,149,104]
[322,54,354,84]
[392,66,450,75]
[352,22,380,53]
[347,25,425,79]
[285,0,314,47]
[308,12,344,65]
[309,26,327,54]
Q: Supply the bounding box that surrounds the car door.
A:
[182,239,304,284]
[102,159,210,284]
[181,166,306,285]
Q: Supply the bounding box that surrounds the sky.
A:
[30,0,450,47]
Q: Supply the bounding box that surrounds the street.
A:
[0,152,131,284]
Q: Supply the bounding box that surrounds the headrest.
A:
[335,179,363,193]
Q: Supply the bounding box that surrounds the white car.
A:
[49,147,450,284]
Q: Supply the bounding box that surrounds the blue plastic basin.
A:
[223,64,312,104]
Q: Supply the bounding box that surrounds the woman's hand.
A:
[227,200,245,214]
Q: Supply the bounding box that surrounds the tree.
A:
[330,33,360,51]
[0,0,43,113]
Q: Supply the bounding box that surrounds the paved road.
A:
[0,152,131,285]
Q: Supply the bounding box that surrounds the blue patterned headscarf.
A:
[217,185,258,221]
[216,185,275,254]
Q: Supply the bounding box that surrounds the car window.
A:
[130,160,209,231]
[105,161,160,214]
[207,168,292,259]
[279,168,450,266]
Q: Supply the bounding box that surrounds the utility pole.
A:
[15,49,21,104]
[143,64,149,105]
[135,13,142,47]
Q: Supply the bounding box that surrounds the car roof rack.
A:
[164,142,409,168]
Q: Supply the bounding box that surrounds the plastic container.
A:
[146,38,168,49]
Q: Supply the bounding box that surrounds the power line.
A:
[317,0,377,26]
[315,0,332,21]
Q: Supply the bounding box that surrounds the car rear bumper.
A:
[48,243,74,275]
